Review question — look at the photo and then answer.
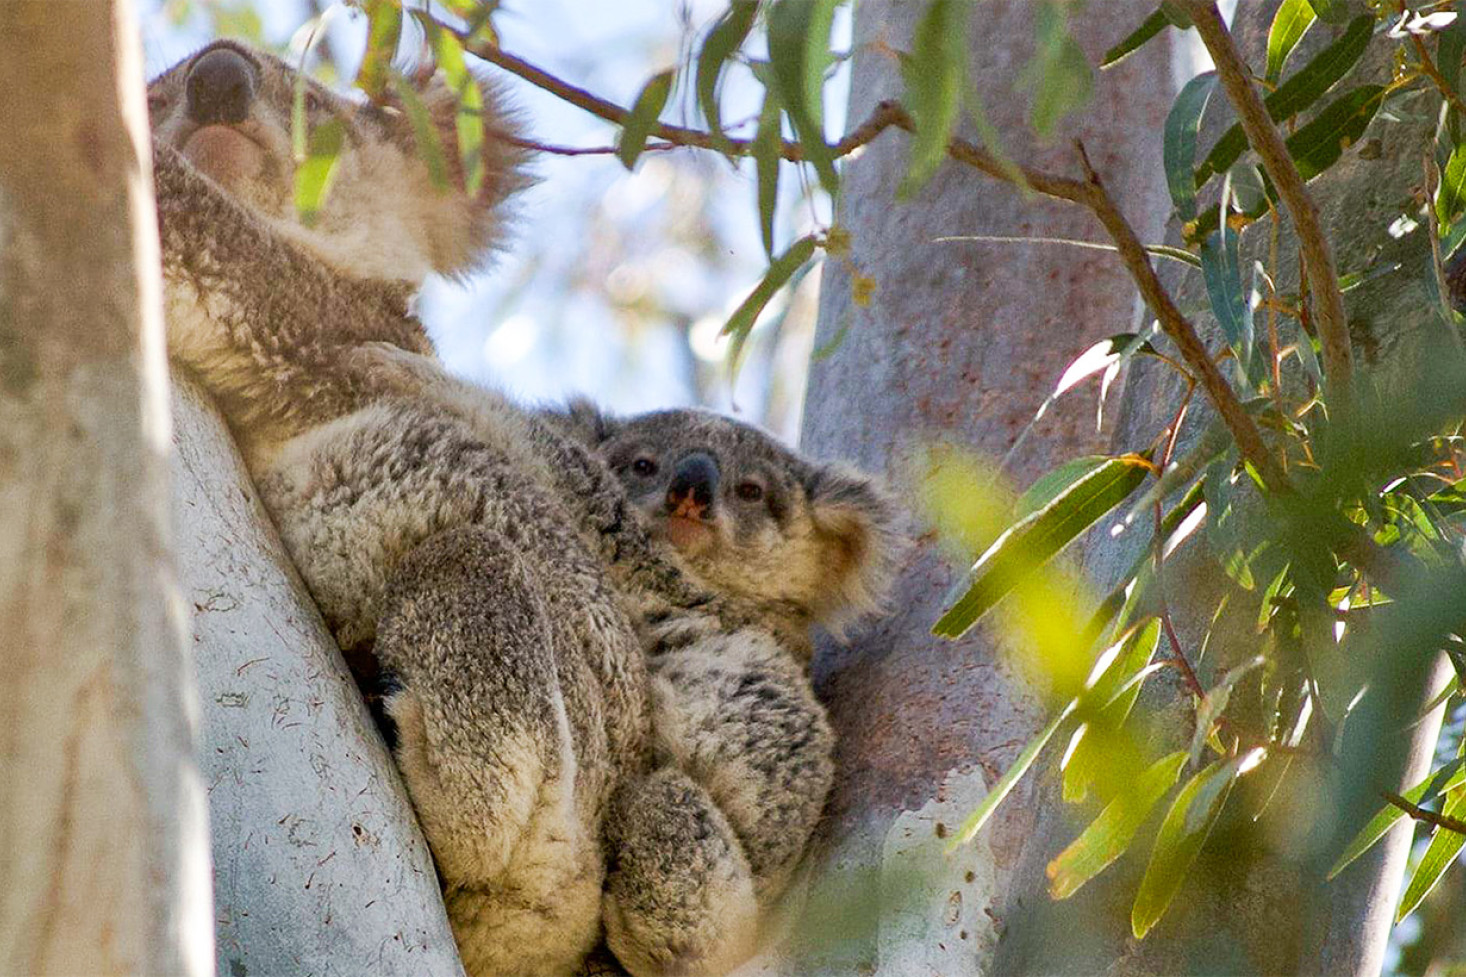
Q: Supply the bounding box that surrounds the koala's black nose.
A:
[186,46,256,125]
[666,453,719,515]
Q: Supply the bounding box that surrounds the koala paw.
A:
[603,769,759,977]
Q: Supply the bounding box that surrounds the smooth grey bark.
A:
[172,376,465,977]
[0,2,211,973]
[794,3,1176,973]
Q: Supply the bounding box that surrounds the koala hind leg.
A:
[603,768,760,977]
[378,526,601,977]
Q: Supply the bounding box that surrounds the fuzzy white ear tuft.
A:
[805,464,906,636]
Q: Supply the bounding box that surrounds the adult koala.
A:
[149,39,694,976]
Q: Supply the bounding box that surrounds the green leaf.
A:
[1049,751,1188,899]
[899,0,971,196]
[355,0,402,99]
[753,92,783,257]
[1396,789,1466,921]
[293,118,345,225]
[1020,1,1095,139]
[1200,227,1255,372]
[1196,16,1373,187]
[1438,143,1466,232]
[696,0,759,155]
[1189,655,1266,764]
[1287,84,1385,181]
[1132,752,1258,938]
[1063,620,1162,803]
[1016,457,1111,521]
[766,0,841,194]
[950,701,1077,849]
[933,455,1150,638]
[1001,332,1165,476]
[722,235,819,373]
[1101,7,1172,69]
[1266,0,1316,84]
[1165,72,1218,221]
[1440,15,1466,98]
[391,72,449,191]
[1329,757,1466,878]
[425,25,485,196]
[1306,0,1353,25]
[617,70,674,171]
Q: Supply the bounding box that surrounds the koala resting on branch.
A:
[148,39,900,977]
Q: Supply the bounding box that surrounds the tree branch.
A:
[462,37,1430,593]
[1180,0,1354,394]
[1382,789,1466,835]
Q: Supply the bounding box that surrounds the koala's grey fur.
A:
[149,40,901,977]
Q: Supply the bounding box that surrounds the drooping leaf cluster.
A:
[924,0,1466,940]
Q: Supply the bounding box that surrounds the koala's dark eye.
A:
[735,481,764,503]
[305,90,327,113]
[147,92,170,115]
[632,458,659,477]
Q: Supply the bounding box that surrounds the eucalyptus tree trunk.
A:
[172,377,466,977]
[793,3,1176,973]
[0,3,210,972]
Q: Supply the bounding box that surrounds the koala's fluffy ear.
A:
[383,66,533,276]
[804,464,905,634]
[550,397,619,447]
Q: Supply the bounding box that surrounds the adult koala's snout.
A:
[665,453,719,518]
[185,44,257,125]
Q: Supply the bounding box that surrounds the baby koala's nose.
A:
[186,45,256,126]
[665,453,719,517]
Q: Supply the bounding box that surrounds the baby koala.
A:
[552,402,904,975]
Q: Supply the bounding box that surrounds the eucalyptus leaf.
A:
[1196,16,1373,187]
[617,70,674,171]
[722,235,819,374]
[900,0,971,196]
[1329,756,1466,878]
[355,0,402,99]
[1132,752,1259,938]
[696,0,758,155]
[1165,73,1218,221]
[753,92,783,257]
[1020,1,1095,140]
[934,455,1150,639]
[1101,7,1172,69]
[1266,0,1316,84]
[293,118,344,226]
[1049,751,1188,899]
[1437,143,1466,232]
[1395,789,1466,921]
[766,0,840,193]
[950,702,1077,849]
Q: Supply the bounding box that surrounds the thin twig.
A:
[1071,141,1293,495]
[1152,395,1208,700]
[1409,28,1466,117]
[1181,0,1354,395]
[465,36,1426,594]
[467,33,908,162]
[1382,789,1466,834]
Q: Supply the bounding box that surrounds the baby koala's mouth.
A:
[181,124,267,189]
[663,512,715,555]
